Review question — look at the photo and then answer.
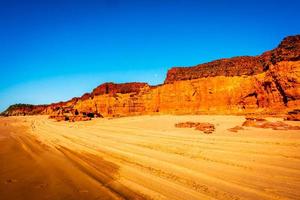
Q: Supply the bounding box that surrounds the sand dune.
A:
[0,115,300,200]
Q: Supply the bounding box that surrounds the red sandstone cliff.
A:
[91,82,148,96]
[2,35,300,120]
[165,35,300,83]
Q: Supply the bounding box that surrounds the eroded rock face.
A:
[262,35,300,64]
[91,82,148,96]
[165,35,300,84]
[2,35,300,120]
[165,56,266,84]
[69,60,298,117]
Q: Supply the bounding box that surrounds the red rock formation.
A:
[285,109,300,121]
[2,35,299,120]
[175,122,215,134]
[1,104,48,116]
[242,118,300,131]
[261,35,300,64]
[165,35,300,84]
[91,82,148,96]
[165,56,265,84]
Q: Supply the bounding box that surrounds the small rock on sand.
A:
[228,126,244,133]
[175,122,215,134]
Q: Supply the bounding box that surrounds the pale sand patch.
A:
[0,115,300,200]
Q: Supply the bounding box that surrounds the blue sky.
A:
[0,0,300,111]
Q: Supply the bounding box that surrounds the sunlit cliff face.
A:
[2,35,300,121]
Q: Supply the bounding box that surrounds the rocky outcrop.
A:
[165,56,266,84]
[1,104,48,116]
[242,117,300,130]
[262,35,300,64]
[175,122,215,134]
[91,82,148,96]
[285,109,300,121]
[2,35,300,120]
[49,115,91,122]
[165,35,300,83]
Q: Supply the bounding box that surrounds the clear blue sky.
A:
[0,0,300,111]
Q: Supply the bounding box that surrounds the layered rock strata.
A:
[2,35,300,119]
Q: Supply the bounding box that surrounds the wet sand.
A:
[0,115,300,200]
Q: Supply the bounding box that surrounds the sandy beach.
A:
[0,115,300,200]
